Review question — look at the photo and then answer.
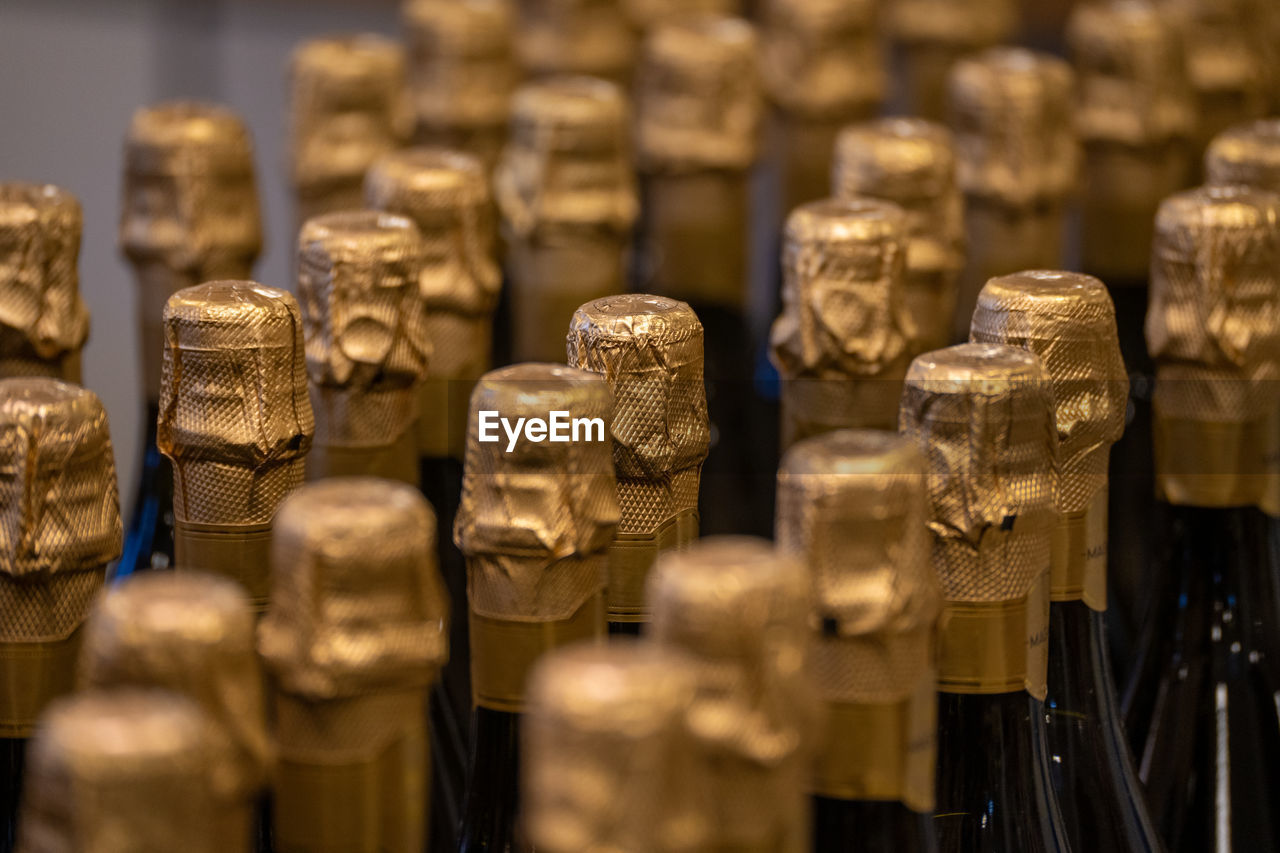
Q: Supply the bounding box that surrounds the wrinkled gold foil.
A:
[517,0,636,82]
[770,198,912,448]
[495,78,637,362]
[523,641,708,853]
[16,689,224,853]
[0,184,87,382]
[78,572,269,850]
[157,281,314,605]
[760,0,883,120]
[622,0,741,33]
[120,101,263,402]
[899,343,1058,698]
[1207,119,1280,192]
[289,35,413,223]
[648,537,818,852]
[567,295,709,622]
[402,0,516,168]
[833,119,965,353]
[365,148,502,459]
[1148,185,1280,509]
[776,430,938,808]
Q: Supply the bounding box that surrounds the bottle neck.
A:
[458,706,522,853]
[812,798,936,851]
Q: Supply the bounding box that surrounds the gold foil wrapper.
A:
[899,343,1058,698]
[776,430,939,809]
[16,690,224,853]
[157,281,314,605]
[648,537,819,853]
[1207,119,1280,193]
[622,0,741,33]
[1147,185,1280,510]
[516,0,636,82]
[78,572,269,849]
[0,184,87,382]
[759,0,883,120]
[770,198,912,448]
[289,35,413,222]
[567,295,709,622]
[833,119,965,353]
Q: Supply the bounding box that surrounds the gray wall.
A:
[1,0,399,506]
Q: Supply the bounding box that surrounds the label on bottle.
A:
[1153,414,1270,510]
[0,626,84,737]
[470,592,606,712]
[937,577,1050,700]
[1050,489,1108,611]
[173,521,273,612]
[606,508,698,623]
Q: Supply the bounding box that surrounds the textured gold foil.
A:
[648,537,819,853]
[770,198,912,449]
[1147,185,1280,509]
[157,281,314,606]
[566,295,709,622]
[899,343,1058,698]
[833,119,965,353]
[523,641,710,853]
[760,0,883,120]
[78,572,269,850]
[496,78,638,362]
[0,379,121,736]
[622,0,741,33]
[289,35,413,224]
[775,430,939,809]
[0,184,87,382]
[365,148,501,459]
[120,101,263,402]
[1068,0,1195,281]
[516,0,636,82]
[16,690,224,853]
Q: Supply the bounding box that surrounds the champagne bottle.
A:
[156,281,314,611]
[259,478,449,853]
[0,184,88,383]
[401,0,516,172]
[1121,185,1280,851]
[0,380,122,853]
[118,102,263,577]
[16,690,228,853]
[971,271,1161,853]
[621,0,741,36]
[776,430,941,852]
[832,118,965,354]
[454,364,617,853]
[769,198,912,449]
[646,537,818,852]
[296,211,429,484]
[514,0,635,84]
[566,295,710,634]
[495,77,637,364]
[899,343,1070,853]
[946,49,1078,343]
[288,35,412,227]
[78,572,271,852]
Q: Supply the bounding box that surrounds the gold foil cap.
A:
[623,0,740,32]
[0,379,121,640]
[402,0,516,130]
[516,0,636,81]
[260,478,449,699]
[1207,119,1280,192]
[1169,0,1268,126]
[635,17,762,173]
[78,572,269,801]
[455,363,619,621]
[948,48,1079,208]
[524,641,706,853]
[759,0,883,118]
[157,281,314,526]
[888,0,1015,48]
[17,690,222,853]
[0,184,88,371]
[971,271,1128,514]
[496,76,639,237]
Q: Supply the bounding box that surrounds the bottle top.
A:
[402,0,516,129]
[0,183,88,364]
[523,641,705,853]
[120,101,262,270]
[78,572,270,800]
[887,0,1015,48]
[622,0,741,33]
[18,689,222,853]
[1207,119,1280,193]
[1067,0,1195,148]
[260,478,448,699]
[947,48,1079,208]
[759,0,883,117]
[899,343,1057,602]
[1170,0,1267,103]
[971,271,1128,513]
[515,0,636,81]
[0,378,121,634]
[455,364,619,621]
[157,281,314,526]
[635,16,762,173]
[770,198,910,380]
